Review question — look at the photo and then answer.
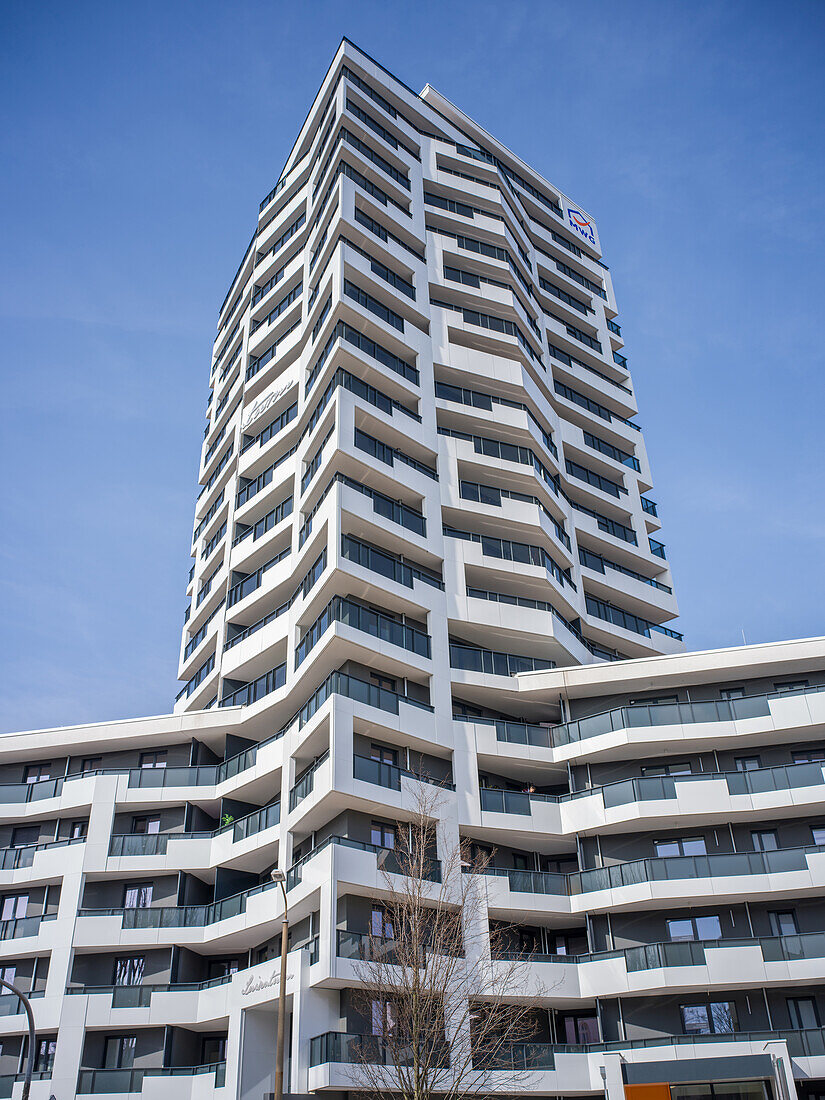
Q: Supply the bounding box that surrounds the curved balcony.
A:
[461,684,825,756]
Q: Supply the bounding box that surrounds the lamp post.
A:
[0,978,36,1100]
[270,868,289,1100]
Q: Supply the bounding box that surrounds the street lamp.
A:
[270,867,289,1100]
[0,979,36,1100]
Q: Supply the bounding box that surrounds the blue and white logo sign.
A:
[566,207,597,247]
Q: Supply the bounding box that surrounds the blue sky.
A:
[1,0,823,734]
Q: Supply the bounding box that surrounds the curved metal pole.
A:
[0,978,36,1100]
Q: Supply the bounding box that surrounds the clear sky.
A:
[1,0,824,734]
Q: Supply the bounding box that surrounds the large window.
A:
[23,764,50,784]
[562,1013,600,1044]
[788,997,820,1029]
[113,956,145,986]
[131,817,160,835]
[641,761,693,777]
[123,884,153,909]
[370,744,398,767]
[769,911,798,937]
[0,895,28,921]
[33,1038,57,1072]
[371,906,394,938]
[735,756,761,772]
[793,747,825,763]
[139,751,166,770]
[371,997,397,1037]
[103,1035,136,1070]
[667,914,722,942]
[680,1001,737,1034]
[370,821,397,849]
[10,826,39,849]
[654,836,706,858]
[207,959,239,981]
[201,1036,227,1064]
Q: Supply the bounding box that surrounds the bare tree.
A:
[346,784,548,1100]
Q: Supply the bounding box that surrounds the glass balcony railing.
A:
[219,661,286,708]
[459,687,825,751]
[481,866,569,895]
[76,1062,226,1094]
[109,833,170,857]
[0,836,84,868]
[289,751,330,811]
[0,914,52,940]
[479,788,533,815]
[109,802,281,856]
[479,1043,556,1070]
[304,1026,825,1066]
[478,840,825,899]
[0,1073,51,1098]
[353,754,454,792]
[310,1031,448,1068]
[296,595,431,667]
[78,879,278,929]
[450,642,554,677]
[67,975,233,1007]
[287,834,441,891]
[0,777,64,803]
[277,669,434,745]
[0,990,44,1016]
[126,742,259,789]
[337,928,405,965]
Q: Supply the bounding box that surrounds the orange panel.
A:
[625,1084,672,1100]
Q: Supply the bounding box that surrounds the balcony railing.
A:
[478,1043,556,1070]
[77,1062,226,1094]
[311,1025,825,1063]
[0,914,53,940]
[108,801,281,855]
[310,1031,448,1068]
[296,595,431,667]
[450,642,554,677]
[337,928,405,965]
[67,975,232,1007]
[287,834,441,890]
[78,878,278,929]
[478,839,825,898]
[289,751,330,811]
[0,836,84,868]
[496,929,825,973]
[479,788,545,815]
[353,754,454,792]
[459,686,823,750]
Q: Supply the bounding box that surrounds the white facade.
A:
[176,38,681,726]
[1,641,825,1099]
[7,36,825,1100]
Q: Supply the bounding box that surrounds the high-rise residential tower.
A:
[10,38,825,1100]
[176,39,681,722]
